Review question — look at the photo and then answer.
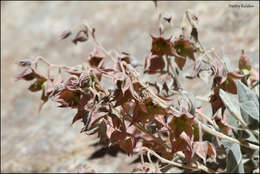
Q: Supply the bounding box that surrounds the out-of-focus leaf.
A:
[219,89,242,127]
[168,113,194,138]
[222,140,244,173]
[192,141,216,164]
[237,81,259,108]
[150,35,177,57]
[220,77,237,94]
[175,56,186,70]
[144,54,165,74]
[118,138,133,155]
[171,131,193,161]
[214,114,231,134]
[88,49,105,69]
[237,81,259,130]
[240,101,259,130]
[28,77,47,92]
[234,129,259,144]
[173,38,195,61]
[209,90,225,116]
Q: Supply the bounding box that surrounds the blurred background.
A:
[1,1,259,172]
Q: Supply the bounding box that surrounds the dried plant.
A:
[16,2,259,173]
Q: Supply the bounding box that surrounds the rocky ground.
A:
[1,1,259,172]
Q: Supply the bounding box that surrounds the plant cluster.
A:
[16,3,259,173]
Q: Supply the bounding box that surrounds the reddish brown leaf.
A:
[175,56,186,70]
[193,141,216,164]
[219,77,237,94]
[172,132,193,161]
[209,90,226,116]
[118,138,133,154]
[132,98,166,124]
[28,78,47,92]
[150,35,176,56]
[88,49,105,69]
[144,53,165,74]
[110,130,127,143]
[168,113,194,138]
[55,88,80,108]
[87,112,107,130]
[173,38,195,61]
[214,114,231,134]
[72,93,91,124]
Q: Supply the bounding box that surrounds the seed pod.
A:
[239,50,251,70]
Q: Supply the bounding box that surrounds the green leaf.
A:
[237,81,259,108]
[222,140,245,173]
[219,89,241,127]
[237,81,259,130]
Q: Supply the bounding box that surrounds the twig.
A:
[140,147,216,173]
[195,118,260,151]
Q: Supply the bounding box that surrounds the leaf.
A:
[88,49,105,69]
[110,130,127,143]
[168,114,194,138]
[240,101,259,130]
[55,88,80,108]
[28,77,47,92]
[234,129,259,144]
[237,81,259,129]
[144,54,165,74]
[132,98,166,124]
[219,77,237,94]
[171,131,193,161]
[219,89,243,127]
[175,56,186,70]
[222,140,244,173]
[209,91,225,116]
[237,81,259,107]
[192,141,216,164]
[72,93,91,124]
[214,114,231,134]
[118,138,133,155]
[173,38,195,61]
[150,35,176,56]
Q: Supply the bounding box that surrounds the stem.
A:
[195,118,260,151]
[139,147,216,173]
